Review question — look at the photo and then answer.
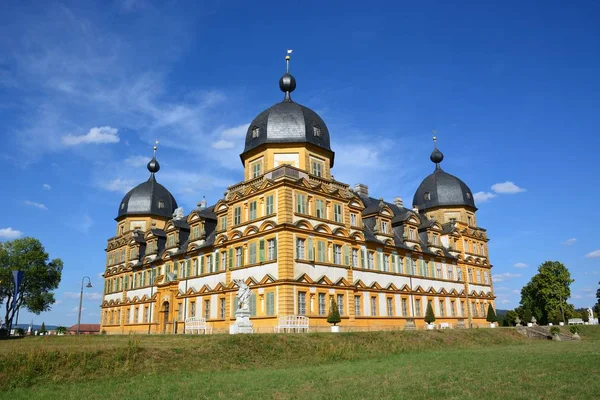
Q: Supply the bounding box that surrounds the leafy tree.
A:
[424,302,436,324]
[40,322,46,334]
[596,281,600,315]
[519,261,573,325]
[522,309,532,324]
[327,299,341,326]
[56,326,67,335]
[0,237,63,334]
[581,309,589,323]
[502,310,518,326]
[486,304,497,323]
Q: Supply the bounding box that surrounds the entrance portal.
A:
[161,301,170,334]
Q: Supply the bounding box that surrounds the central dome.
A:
[241,67,333,165]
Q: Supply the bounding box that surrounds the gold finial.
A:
[286,49,292,72]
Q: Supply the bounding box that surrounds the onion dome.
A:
[241,52,334,165]
[412,137,476,211]
[117,144,178,219]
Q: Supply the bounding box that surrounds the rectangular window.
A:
[144,306,149,323]
[457,269,463,282]
[177,305,182,322]
[266,292,275,316]
[298,292,306,315]
[221,252,226,270]
[127,308,131,324]
[383,255,390,272]
[192,225,200,239]
[476,270,481,283]
[318,293,326,315]
[252,161,262,178]
[381,221,388,233]
[249,242,257,264]
[432,235,438,245]
[296,194,306,214]
[368,252,374,269]
[235,247,243,267]
[220,216,227,230]
[484,271,489,284]
[259,239,265,262]
[447,266,454,281]
[265,195,274,215]
[315,199,325,219]
[190,301,196,317]
[468,268,472,282]
[401,298,408,316]
[387,298,393,316]
[204,299,211,319]
[312,161,322,177]
[296,238,305,259]
[480,303,485,316]
[409,229,415,240]
[352,249,359,267]
[337,294,344,316]
[267,238,277,260]
[234,207,241,225]
[220,298,226,319]
[415,299,422,317]
[307,237,314,261]
[350,213,357,226]
[371,297,377,316]
[168,234,175,247]
[134,307,139,323]
[317,241,326,262]
[436,263,442,279]
[333,204,342,223]
[249,201,257,220]
[333,245,342,264]
[439,300,445,317]
[354,296,361,316]
[461,301,465,317]
[451,301,456,317]
[206,255,212,273]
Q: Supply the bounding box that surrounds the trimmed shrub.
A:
[549,326,560,335]
[56,326,67,335]
[569,325,580,334]
[424,302,436,324]
[486,304,497,323]
[522,309,532,324]
[40,322,47,334]
[14,328,25,337]
[327,299,341,326]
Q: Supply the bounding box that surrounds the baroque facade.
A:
[100,58,495,334]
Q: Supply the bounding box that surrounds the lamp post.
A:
[77,276,93,335]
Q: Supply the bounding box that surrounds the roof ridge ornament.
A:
[430,130,444,170]
[147,139,161,176]
[279,49,296,101]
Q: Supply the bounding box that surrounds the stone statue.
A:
[531,316,536,325]
[235,279,252,311]
[515,317,521,326]
[588,307,594,321]
[172,207,185,220]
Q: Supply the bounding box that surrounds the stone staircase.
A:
[516,325,578,341]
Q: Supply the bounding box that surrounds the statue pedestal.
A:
[229,308,253,334]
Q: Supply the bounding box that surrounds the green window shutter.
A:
[377,248,383,271]
[199,255,204,274]
[229,248,233,269]
[344,245,349,266]
[273,238,277,259]
[360,248,366,268]
[259,239,265,262]
[307,237,314,260]
[215,252,220,271]
[124,275,129,289]
[266,292,274,316]
[250,293,257,316]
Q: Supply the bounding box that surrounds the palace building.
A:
[100,57,495,334]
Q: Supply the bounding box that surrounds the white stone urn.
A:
[489,323,496,328]
[572,333,581,340]
[548,323,553,326]
[527,322,533,327]
[426,324,435,330]
[330,325,340,333]
[559,322,565,326]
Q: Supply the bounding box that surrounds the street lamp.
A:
[77,276,92,335]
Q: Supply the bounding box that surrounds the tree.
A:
[596,281,600,315]
[518,261,573,325]
[40,322,46,334]
[522,309,532,324]
[502,310,518,326]
[327,299,341,326]
[0,237,63,335]
[581,309,589,323]
[486,304,497,323]
[424,302,436,324]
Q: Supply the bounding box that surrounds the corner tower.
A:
[240,52,335,181]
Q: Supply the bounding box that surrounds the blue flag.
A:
[12,270,24,309]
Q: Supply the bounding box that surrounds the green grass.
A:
[1,327,599,399]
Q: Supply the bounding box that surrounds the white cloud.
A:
[491,181,526,194]
[499,299,510,305]
[563,238,577,246]
[71,306,86,313]
[124,155,150,168]
[62,126,120,146]
[24,200,48,210]
[42,183,52,190]
[100,178,136,194]
[585,250,600,259]
[0,227,23,240]
[474,192,497,203]
[220,124,249,139]
[492,272,522,283]
[212,139,235,149]
[64,292,103,301]
[513,263,528,268]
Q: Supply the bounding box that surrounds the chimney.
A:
[412,205,419,213]
[354,183,369,197]
[393,197,404,208]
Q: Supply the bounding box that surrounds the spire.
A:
[147,139,160,176]
[279,49,296,101]
[430,130,444,170]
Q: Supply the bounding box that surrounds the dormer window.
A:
[121,203,125,210]
[158,200,165,209]
[252,127,260,138]
[466,192,471,199]
[313,126,321,137]
[381,220,389,233]
[424,192,431,201]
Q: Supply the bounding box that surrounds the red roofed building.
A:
[67,324,101,335]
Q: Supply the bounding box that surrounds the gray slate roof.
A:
[117,175,178,220]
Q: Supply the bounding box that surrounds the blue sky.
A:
[1,0,599,325]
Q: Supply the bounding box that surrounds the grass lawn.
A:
[1,327,599,399]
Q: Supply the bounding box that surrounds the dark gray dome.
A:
[413,146,476,211]
[241,71,334,165]
[117,174,178,219]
